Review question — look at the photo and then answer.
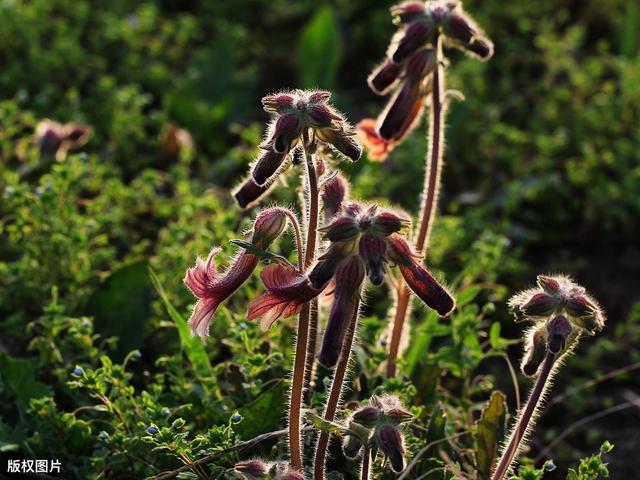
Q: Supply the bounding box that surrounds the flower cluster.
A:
[234,90,362,208]
[235,459,304,480]
[247,195,455,365]
[343,395,412,473]
[509,275,606,376]
[358,0,493,160]
[183,207,291,338]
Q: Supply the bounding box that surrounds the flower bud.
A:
[519,292,558,319]
[522,327,548,376]
[377,74,425,142]
[270,113,302,154]
[385,407,413,425]
[537,275,561,294]
[316,127,363,161]
[234,177,271,209]
[565,295,604,334]
[390,20,435,64]
[442,12,475,44]
[322,173,349,220]
[262,93,295,114]
[321,215,360,242]
[235,459,269,479]
[359,232,387,286]
[467,37,494,60]
[252,150,287,186]
[375,424,405,473]
[404,48,437,79]
[546,314,573,354]
[308,90,332,104]
[368,60,403,96]
[307,103,341,129]
[343,433,364,458]
[282,473,305,480]
[373,210,410,236]
[352,406,381,428]
[251,207,288,248]
[390,1,428,25]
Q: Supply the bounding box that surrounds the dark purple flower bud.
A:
[443,12,475,44]
[522,327,548,376]
[35,120,65,155]
[387,235,455,316]
[385,407,413,425]
[270,113,302,154]
[546,314,573,354]
[565,295,604,334]
[467,37,494,60]
[368,59,403,96]
[390,1,428,25]
[373,210,410,236]
[235,459,269,479]
[389,20,435,64]
[375,424,405,473]
[251,149,287,186]
[282,472,305,480]
[359,233,387,286]
[537,275,561,294]
[405,47,437,79]
[307,90,332,104]
[377,73,426,142]
[352,406,381,427]
[307,103,342,129]
[322,173,349,220]
[316,127,363,161]
[251,207,289,248]
[321,215,360,242]
[343,433,364,458]
[319,256,365,367]
[518,292,558,319]
[234,177,271,209]
[262,93,295,114]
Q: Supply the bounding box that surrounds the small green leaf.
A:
[229,239,292,266]
[149,267,211,376]
[0,353,51,415]
[297,7,343,88]
[426,402,447,445]
[456,285,482,306]
[475,391,507,479]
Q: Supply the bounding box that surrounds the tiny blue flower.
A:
[72,367,83,376]
[81,320,91,328]
[161,407,171,417]
[231,413,242,423]
[146,426,159,435]
[380,338,388,347]
[79,152,88,161]
[133,350,142,360]
[238,322,248,331]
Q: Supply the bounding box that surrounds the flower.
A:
[184,208,289,338]
[360,0,493,161]
[235,459,269,479]
[146,426,159,435]
[34,119,92,161]
[321,173,349,221]
[375,424,405,473]
[235,90,362,209]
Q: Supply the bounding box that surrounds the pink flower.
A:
[184,249,260,338]
[247,265,323,330]
[356,118,396,161]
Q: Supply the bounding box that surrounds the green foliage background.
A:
[0,0,638,478]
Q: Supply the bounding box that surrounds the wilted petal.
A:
[522,327,548,376]
[368,59,403,95]
[442,11,493,61]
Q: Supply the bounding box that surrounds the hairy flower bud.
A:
[390,20,435,64]
[235,459,269,479]
[352,406,381,428]
[251,207,289,248]
[536,275,561,294]
[368,60,403,95]
[262,93,295,114]
[252,150,287,186]
[322,173,349,220]
[522,327,548,376]
[234,177,271,209]
[316,127,363,161]
[281,473,305,480]
[359,233,387,285]
[321,215,360,242]
[373,210,410,236]
[307,103,341,129]
[385,407,413,425]
[343,432,364,459]
[375,424,405,473]
[269,113,302,154]
[546,314,573,354]
[517,292,557,320]
[377,70,426,142]
[565,295,604,334]
[391,1,428,25]
[319,256,365,367]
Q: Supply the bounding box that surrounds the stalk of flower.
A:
[357,0,493,377]
[183,207,290,339]
[235,459,305,480]
[491,275,606,480]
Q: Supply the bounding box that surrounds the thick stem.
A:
[491,352,557,480]
[387,36,446,378]
[288,137,320,471]
[360,445,371,480]
[313,296,362,480]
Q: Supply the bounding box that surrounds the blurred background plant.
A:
[0,0,638,478]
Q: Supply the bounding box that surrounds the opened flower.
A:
[234,90,362,208]
[183,207,290,338]
[358,0,493,161]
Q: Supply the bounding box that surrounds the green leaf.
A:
[426,402,447,445]
[475,391,507,479]
[234,381,287,439]
[230,239,293,267]
[297,7,343,88]
[86,260,152,360]
[0,353,51,415]
[456,285,482,307]
[149,267,211,376]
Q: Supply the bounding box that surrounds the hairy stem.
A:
[491,351,557,480]
[313,296,362,480]
[289,136,320,470]
[387,35,446,377]
[360,445,371,480]
[304,301,319,401]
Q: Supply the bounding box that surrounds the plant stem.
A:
[288,135,320,471]
[304,301,319,400]
[313,295,362,480]
[491,351,557,480]
[360,445,371,480]
[387,35,446,378]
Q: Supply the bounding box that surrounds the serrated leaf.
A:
[297,7,342,88]
[149,268,211,376]
[475,391,507,479]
